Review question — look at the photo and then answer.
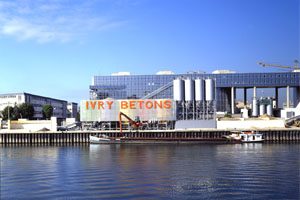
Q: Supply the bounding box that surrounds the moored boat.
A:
[89,134,123,144]
[224,131,264,143]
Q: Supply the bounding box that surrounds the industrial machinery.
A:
[173,77,216,128]
[258,60,300,72]
[252,97,274,117]
[285,115,300,127]
[173,77,216,121]
[252,98,259,117]
[118,112,144,134]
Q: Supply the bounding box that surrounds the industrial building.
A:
[81,70,300,129]
[89,71,300,113]
[0,92,68,120]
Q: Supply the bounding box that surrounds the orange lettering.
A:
[137,100,144,109]
[129,101,136,109]
[90,101,96,110]
[86,101,89,110]
[164,100,172,109]
[145,101,153,109]
[121,101,128,109]
[107,101,113,109]
[154,100,163,109]
[98,101,104,109]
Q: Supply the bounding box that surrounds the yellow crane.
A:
[258,60,300,71]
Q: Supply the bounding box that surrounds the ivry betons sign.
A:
[80,99,175,122]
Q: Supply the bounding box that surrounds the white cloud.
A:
[0,0,125,43]
[1,18,70,43]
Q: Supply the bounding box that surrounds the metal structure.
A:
[266,97,273,116]
[195,78,205,119]
[173,78,184,101]
[259,104,266,116]
[184,79,195,101]
[173,78,216,121]
[142,81,173,99]
[252,98,259,117]
[90,71,300,116]
[258,60,300,71]
[253,97,274,117]
[195,78,205,101]
[205,79,215,101]
[266,104,272,116]
[118,112,143,135]
[184,78,195,120]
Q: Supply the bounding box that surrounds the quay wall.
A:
[0,129,300,144]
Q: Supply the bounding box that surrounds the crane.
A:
[118,112,143,135]
[258,60,300,71]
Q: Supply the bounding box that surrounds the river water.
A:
[0,143,299,199]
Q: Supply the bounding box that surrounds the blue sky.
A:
[0,0,299,103]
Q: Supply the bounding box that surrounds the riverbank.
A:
[0,128,300,144]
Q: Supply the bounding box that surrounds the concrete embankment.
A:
[0,128,300,144]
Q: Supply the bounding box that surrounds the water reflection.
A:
[1,143,299,199]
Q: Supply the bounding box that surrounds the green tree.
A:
[19,103,35,119]
[42,104,53,119]
[1,106,14,120]
[11,105,20,120]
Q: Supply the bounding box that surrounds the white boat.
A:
[224,131,264,143]
[89,134,122,144]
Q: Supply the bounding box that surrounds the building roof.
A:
[0,92,68,103]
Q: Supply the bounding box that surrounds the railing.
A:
[142,81,173,99]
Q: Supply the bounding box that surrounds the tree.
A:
[1,106,14,120]
[42,104,53,119]
[19,103,34,119]
[11,106,20,120]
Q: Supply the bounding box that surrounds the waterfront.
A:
[1,143,299,199]
[1,129,300,144]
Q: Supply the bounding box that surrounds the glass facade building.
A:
[90,72,300,112]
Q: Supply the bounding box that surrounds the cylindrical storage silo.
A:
[195,79,205,101]
[252,98,258,117]
[184,78,195,101]
[266,98,273,116]
[259,104,266,116]
[266,104,272,116]
[173,78,184,101]
[205,79,215,101]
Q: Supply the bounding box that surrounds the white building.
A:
[67,102,78,118]
[0,93,67,120]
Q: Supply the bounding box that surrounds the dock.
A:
[0,129,300,145]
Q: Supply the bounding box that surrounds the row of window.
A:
[91,73,300,100]
[0,95,17,98]
[93,75,299,88]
